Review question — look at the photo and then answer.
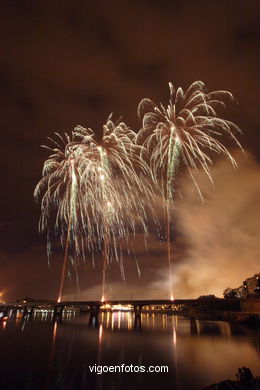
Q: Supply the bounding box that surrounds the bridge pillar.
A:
[22,306,30,317]
[88,305,100,327]
[133,304,143,318]
[53,306,64,320]
[133,304,142,330]
[190,317,199,335]
[28,306,37,318]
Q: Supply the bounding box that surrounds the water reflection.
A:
[1,317,7,330]
[0,311,259,390]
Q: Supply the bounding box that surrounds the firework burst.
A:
[35,116,152,302]
[137,80,243,299]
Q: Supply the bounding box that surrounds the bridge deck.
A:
[0,298,241,308]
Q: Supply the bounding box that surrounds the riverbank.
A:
[179,297,260,326]
[191,311,260,326]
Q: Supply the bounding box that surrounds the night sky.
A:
[0,0,259,301]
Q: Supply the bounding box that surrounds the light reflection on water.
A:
[0,310,259,390]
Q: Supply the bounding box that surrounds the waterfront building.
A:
[223,273,260,298]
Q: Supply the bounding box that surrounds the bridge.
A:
[0,298,241,323]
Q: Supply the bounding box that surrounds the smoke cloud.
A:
[174,150,260,297]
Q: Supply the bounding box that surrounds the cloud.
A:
[174,150,260,297]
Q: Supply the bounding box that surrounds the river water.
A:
[0,311,259,390]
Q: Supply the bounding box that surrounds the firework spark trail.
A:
[35,116,153,302]
[34,133,87,301]
[96,144,113,302]
[137,81,243,299]
[74,117,154,301]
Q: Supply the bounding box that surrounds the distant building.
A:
[223,273,260,298]
[243,273,260,297]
